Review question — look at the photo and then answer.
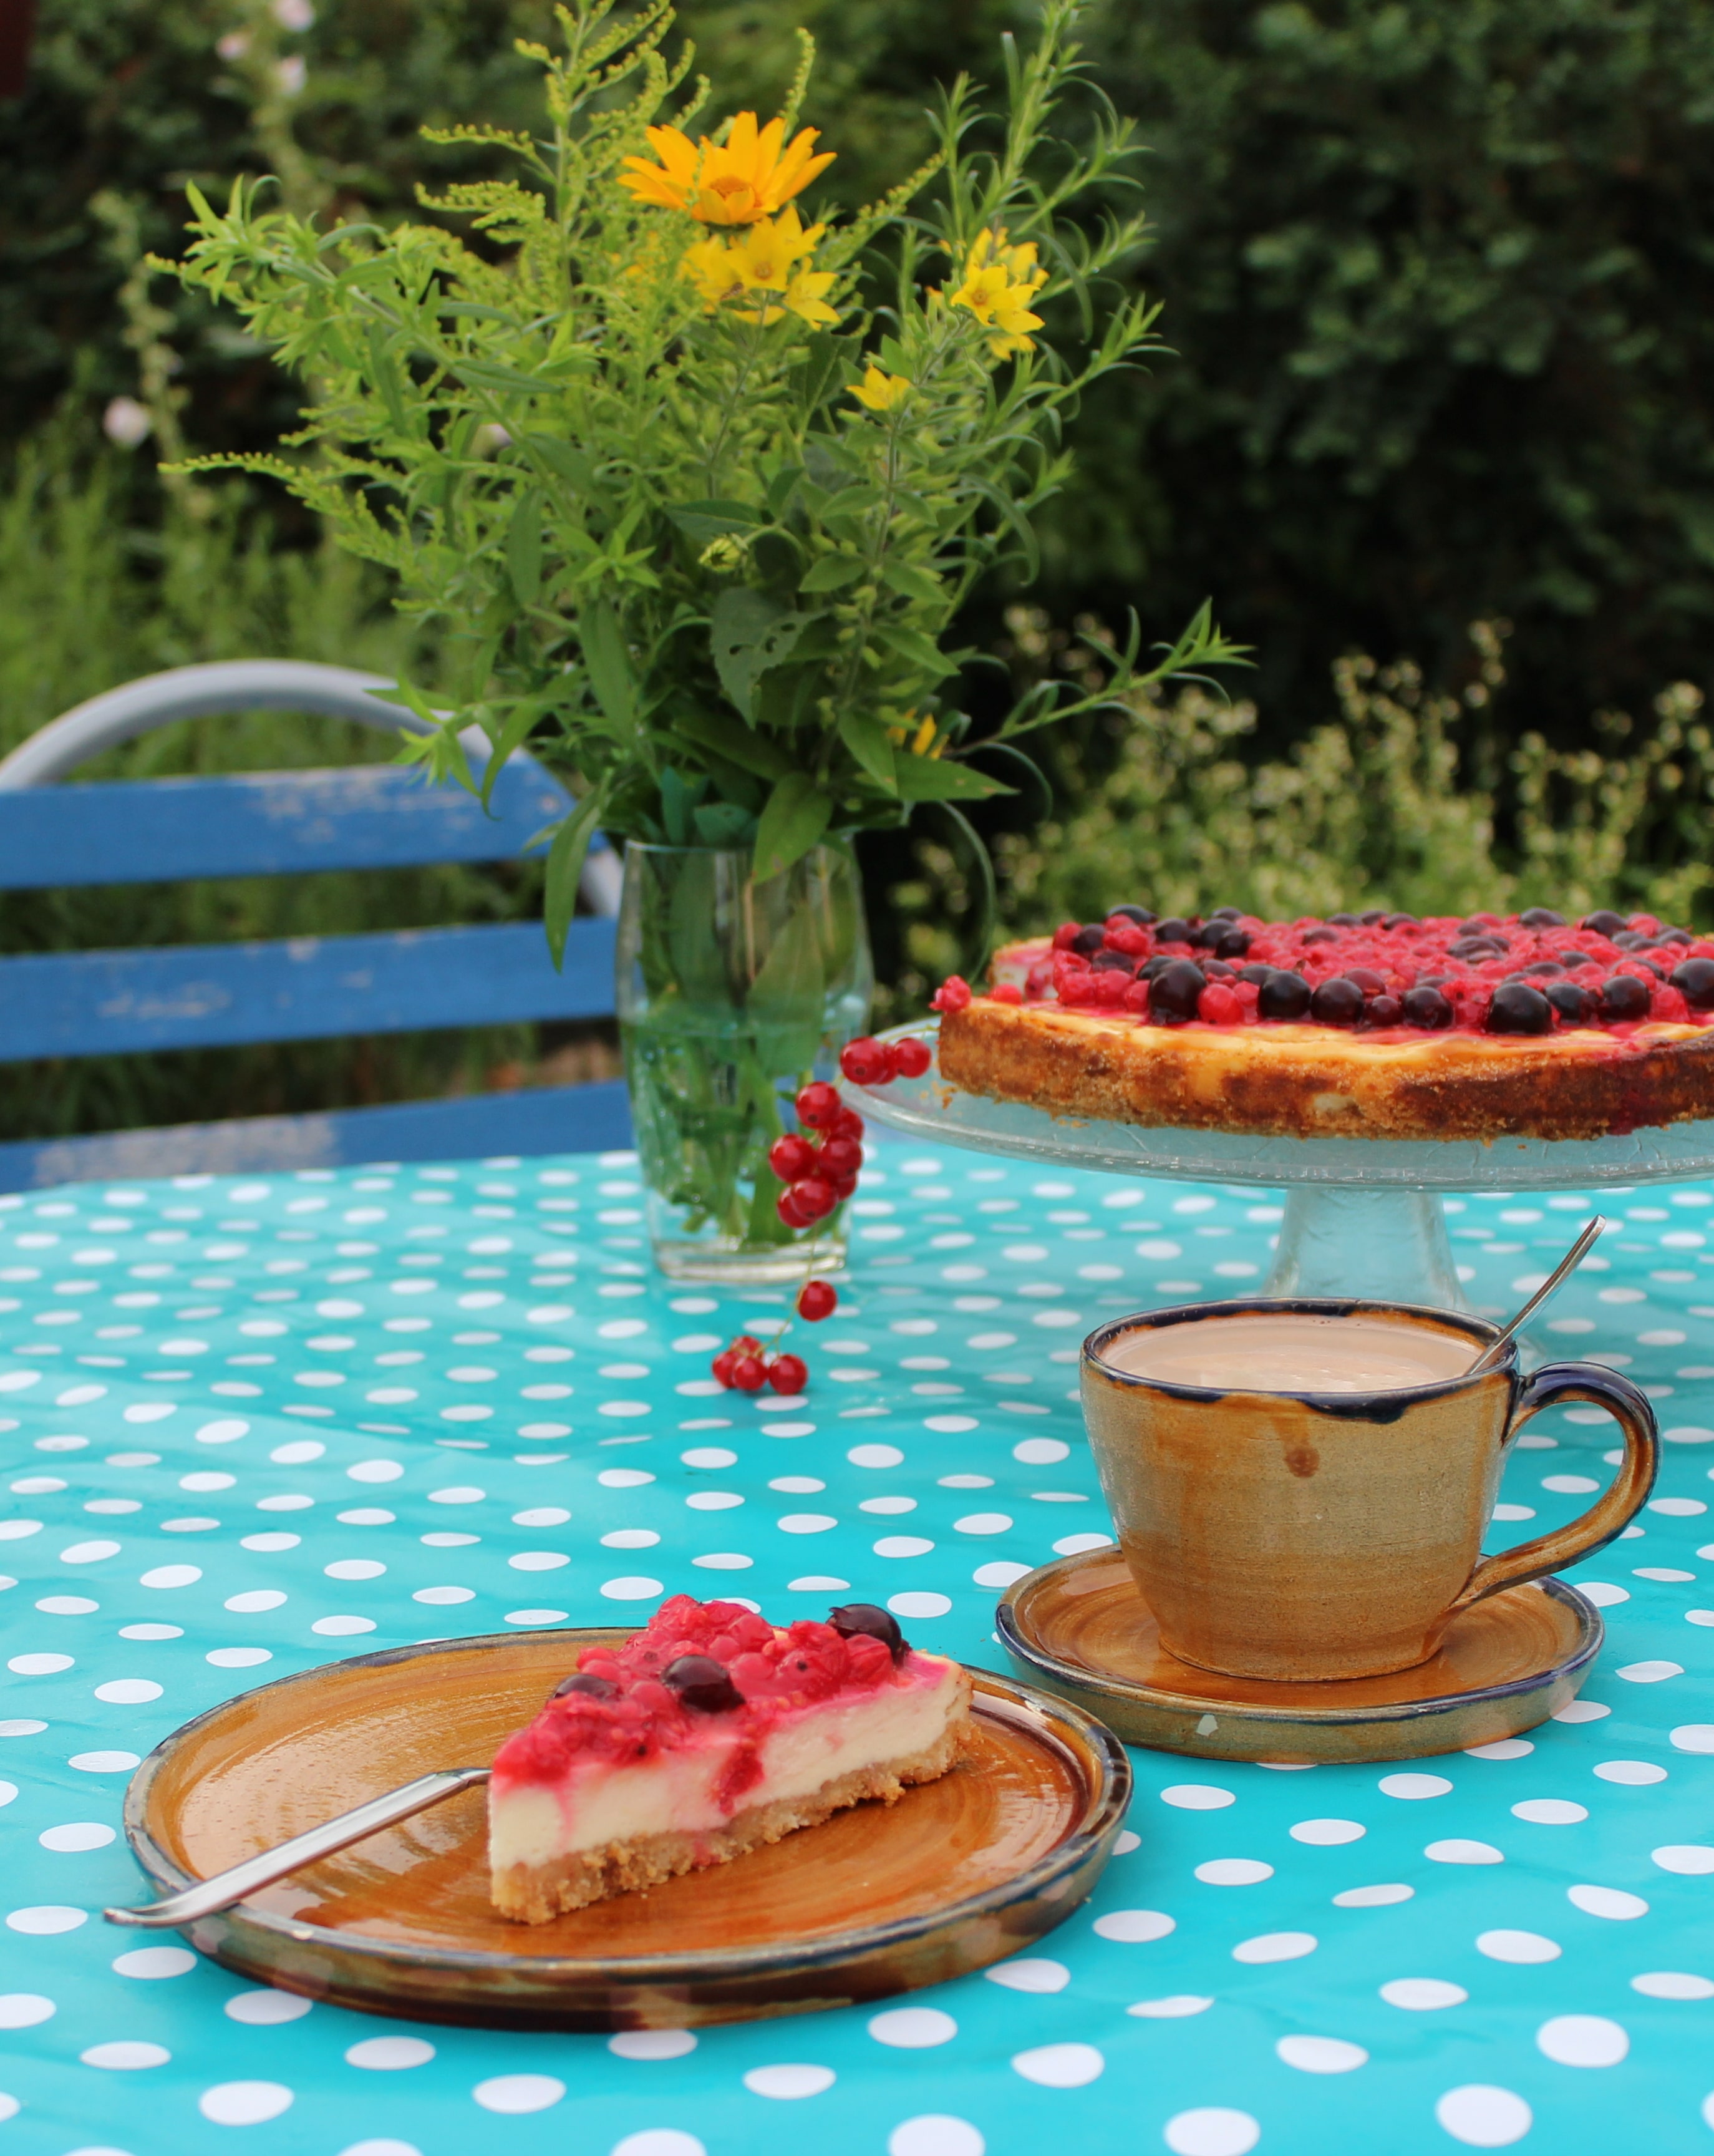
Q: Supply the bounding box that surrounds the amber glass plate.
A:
[998,1550,1601,1765]
[120,1629,1131,2030]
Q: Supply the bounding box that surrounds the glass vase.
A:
[616,841,873,1282]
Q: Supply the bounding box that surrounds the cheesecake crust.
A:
[492,1706,974,1924]
[939,996,1714,1143]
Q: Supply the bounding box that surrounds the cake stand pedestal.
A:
[843,1021,1714,1325]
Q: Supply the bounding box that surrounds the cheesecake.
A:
[932,904,1714,1142]
[488,1595,974,1922]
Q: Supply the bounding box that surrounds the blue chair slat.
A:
[0,759,580,890]
[0,918,617,1062]
[0,1079,634,1192]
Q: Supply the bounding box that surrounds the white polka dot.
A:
[984,1958,1069,1993]
[82,2040,170,2069]
[1161,1784,1235,1810]
[59,1540,121,1565]
[346,2036,435,2070]
[1163,2107,1261,2156]
[1013,1438,1068,1465]
[1477,1928,1562,1964]
[1196,1858,1272,1885]
[198,2081,295,2125]
[113,1947,195,1978]
[608,2030,696,2060]
[1512,1798,1587,1824]
[1232,1931,1316,1963]
[848,1444,905,1469]
[7,1902,85,1939]
[599,1576,663,1602]
[224,1989,312,2024]
[311,1616,375,1636]
[1381,1978,1467,2010]
[868,2006,957,2048]
[972,1561,1032,1588]
[1290,1818,1365,1845]
[1012,2042,1103,2088]
[1465,1739,1534,1760]
[888,2119,983,2156]
[9,1654,72,1676]
[225,1590,286,1614]
[1334,1883,1414,1908]
[0,1994,53,2028]
[743,2064,835,2099]
[1426,1840,1503,1865]
[510,1551,570,1571]
[1567,1883,1649,1919]
[1577,1581,1630,1605]
[610,2134,704,2156]
[1632,1971,1714,1999]
[505,1609,569,1628]
[1554,1699,1610,1723]
[472,2074,564,2114]
[1435,2084,1532,2147]
[1616,1659,1682,1683]
[39,1822,114,1852]
[1672,1724,1714,1752]
[1380,1771,1451,1799]
[888,1592,952,1619]
[139,1565,201,1590]
[347,1459,404,1483]
[1277,2035,1367,2073]
[1126,1995,1214,2019]
[1052,1532,1114,1556]
[1537,2013,1628,2066]
[872,1533,929,1555]
[338,2142,423,2156]
[1093,1909,1175,1943]
[1594,1759,1667,1785]
[1652,1843,1714,1874]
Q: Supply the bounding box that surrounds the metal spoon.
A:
[1465,1215,1607,1376]
[104,1766,491,1930]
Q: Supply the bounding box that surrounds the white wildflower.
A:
[102,397,153,449]
[215,29,250,59]
[274,54,306,94]
[272,0,315,26]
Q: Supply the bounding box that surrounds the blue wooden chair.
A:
[0,661,630,1192]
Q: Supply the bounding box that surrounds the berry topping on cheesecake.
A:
[929,906,1714,1142]
[488,1595,972,1922]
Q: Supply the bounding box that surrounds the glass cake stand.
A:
[841,1021,1714,1316]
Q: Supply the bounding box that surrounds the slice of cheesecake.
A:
[488,1594,975,1922]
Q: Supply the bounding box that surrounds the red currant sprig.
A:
[708,1280,838,1396]
[772,1082,864,1229]
[838,1034,932,1086]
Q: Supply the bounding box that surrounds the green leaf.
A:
[671,707,793,782]
[754,771,833,880]
[800,553,866,593]
[669,498,763,545]
[709,588,823,717]
[581,599,636,736]
[891,757,1012,802]
[543,789,606,971]
[692,800,757,846]
[837,709,898,790]
[455,359,556,395]
[881,558,946,604]
[788,330,858,419]
[477,694,547,807]
[746,901,825,1052]
[524,434,596,492]
[506,488,543,606]
[874,619,960,678]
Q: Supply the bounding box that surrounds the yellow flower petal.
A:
[619,111,835,226]
[851,364,911,411]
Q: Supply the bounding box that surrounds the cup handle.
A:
[1448,1361,1659,1615]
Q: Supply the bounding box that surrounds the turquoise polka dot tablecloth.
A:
[3,1149,1714,2156]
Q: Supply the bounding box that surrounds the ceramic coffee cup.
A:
[1081,1297,1658,1683]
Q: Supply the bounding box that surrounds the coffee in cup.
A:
[1082,1299,1657,1683]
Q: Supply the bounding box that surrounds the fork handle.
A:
[104,1766,491,1929]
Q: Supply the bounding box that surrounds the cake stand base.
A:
[1268,1186,1464,1309]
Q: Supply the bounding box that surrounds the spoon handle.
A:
[1466,1215,1606,1376]
[103,1766,492,1930]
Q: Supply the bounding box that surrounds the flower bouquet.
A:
[169,0,1240,1276]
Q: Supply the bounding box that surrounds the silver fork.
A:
[104,1766,491,1929]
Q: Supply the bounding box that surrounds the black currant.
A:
[828,1603,907,1662]
[1071,924,1107,956]
[1257,969,1312,1019]
[1309,976,1364,1026]
[1359,908,1388,925]
[1328,911,1362,927]
[1209,905,1244,921]
[1091,949,1136,972]
[662,1654,745,1712]
[1400,984,1454,1029]
[1518,907,1566,928]
[1581,910,1627,938]
[1546,981,1595,1024]
[1365,994,1403,1026]
[1383,912,1418,929]
[553,1671,618,1701]
[1670,958,1714,1010]
[1153,917,1194,945]
[1486,982,1553,1034]
[1149,958,1207,1023]
[1599,974,1652,1022]
[1109,904,1156,926]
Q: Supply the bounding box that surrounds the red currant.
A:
[768,1134,816,1182]
[818,1134,863,1182]
[730,1335,762,1356]
[711,1349,737,1387]
[830,1106,865,1143]
[768,1352,808,1395]
[777,1188,815,1228]
[729,1356,768,1392]
[796,1280,837,1321]
[795,1080,842,1128]
[838,1036,898,1085]
[892,1036,932,1077]
[791,1176,838,1222]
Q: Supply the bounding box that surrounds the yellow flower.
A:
[946,227,1048,355]
[886,712,944,757]
[620,112,835,226]
[851,364,911,412]
[682,208,839,326]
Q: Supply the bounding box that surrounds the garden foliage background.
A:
[2,0,1713,1140]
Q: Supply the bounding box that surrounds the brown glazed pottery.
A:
[119,1629,1130,2030]
[998,1547,1602,1764]
[1082,1297,1657,1683]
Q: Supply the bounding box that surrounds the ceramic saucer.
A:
[997,1548,1602,1764]
[119,1628,1130,2029]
